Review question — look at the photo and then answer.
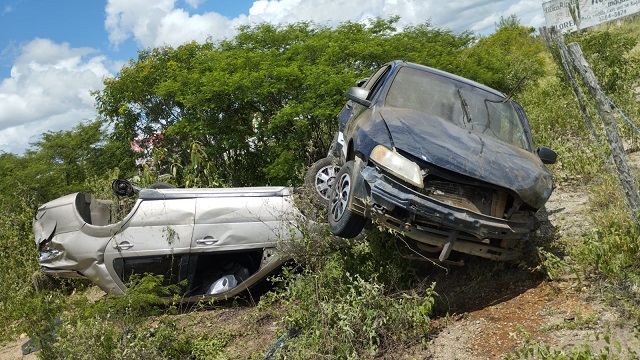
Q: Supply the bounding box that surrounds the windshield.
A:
[385,67,530,149]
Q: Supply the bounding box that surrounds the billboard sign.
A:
[543,1,578,32]
[578,0,640,29]
[543,0,640,32]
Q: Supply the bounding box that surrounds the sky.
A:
[0,0,548,155]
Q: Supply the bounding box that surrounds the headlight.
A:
[38,240,63,262]
[39,249,63,262]
[369,145,424,188]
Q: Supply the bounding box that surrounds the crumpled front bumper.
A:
[33,208,122,294]
[358,167,536,261]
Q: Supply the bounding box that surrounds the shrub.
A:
[266,227,437,358]
[32,274,233,360]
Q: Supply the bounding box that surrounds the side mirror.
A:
[537,146,557,165]
[112,179,136,197]
[346,87,371,107]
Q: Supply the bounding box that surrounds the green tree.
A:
[572,29,639,98]
[458,16,547,93]
[95,18,476,186]
[0,121,108,205]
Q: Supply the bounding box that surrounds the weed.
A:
[266,225,437,359]
[535,249,581,284]
[26,274,235,359]
[0,192,43,340]
[505,328,638,360]
[541,311,599,332]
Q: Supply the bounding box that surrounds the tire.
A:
[328,161,366,238]
[304,157,341,207]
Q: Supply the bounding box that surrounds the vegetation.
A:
[1,15,640,358]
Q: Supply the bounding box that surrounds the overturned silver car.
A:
[33,181,303,302]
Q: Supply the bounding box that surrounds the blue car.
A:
[308,61,556,264]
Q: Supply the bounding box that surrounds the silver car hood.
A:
[380,108,553,209]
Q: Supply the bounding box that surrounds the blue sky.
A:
[2,1,112,76]
[0,0,255,78]
[0,0,548,155]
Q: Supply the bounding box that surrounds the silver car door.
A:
[182,187,305,297]
[190,190,288,253]
[103,196,196,293]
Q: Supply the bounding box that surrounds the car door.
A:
[103,196,196,293]
[185,189,289,296]
[191,189,293,250]
[344,65,393,144]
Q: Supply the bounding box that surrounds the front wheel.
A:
[328,161,366,238]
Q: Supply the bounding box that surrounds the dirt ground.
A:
[421,180,638,359]
[2,179,639,359]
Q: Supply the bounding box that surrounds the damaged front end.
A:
[33,192,116,288]
[355,160,542,263]
[323,61,556,264]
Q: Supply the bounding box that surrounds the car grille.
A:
[421,180,509,218]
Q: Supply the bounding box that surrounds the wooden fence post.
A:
[567,42,640,222]
[548,27,602,143]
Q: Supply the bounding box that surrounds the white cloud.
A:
[184,0,205,8]
[247,0,428,26]
[105,0,176,47]
[105,0,546,50]
[0,39,114,154]
[106,0,245,48]
[155,10,244,47]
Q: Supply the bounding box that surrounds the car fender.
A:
[347,113,393,163]
[346,156,369,216]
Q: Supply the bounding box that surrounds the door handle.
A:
[114,241,133,250]
[196,236,218,246]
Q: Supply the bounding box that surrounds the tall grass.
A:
[0,191,42,340]
[263,227,437,358]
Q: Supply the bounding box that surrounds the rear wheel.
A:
[304,157,341,207]
[328,161,366,238]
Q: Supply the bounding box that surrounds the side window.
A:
[363,65,391,100]
[113,254,189,287]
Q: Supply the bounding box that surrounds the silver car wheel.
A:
[315,164,340,200]
[305,156,341,207]
[327,160,366,238]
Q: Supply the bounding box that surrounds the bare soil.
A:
[421,181,638,359]
[2,179,639,359]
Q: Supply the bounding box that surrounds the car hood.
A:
[380,108,553,209]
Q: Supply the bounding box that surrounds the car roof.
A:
[393,60,508,98]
